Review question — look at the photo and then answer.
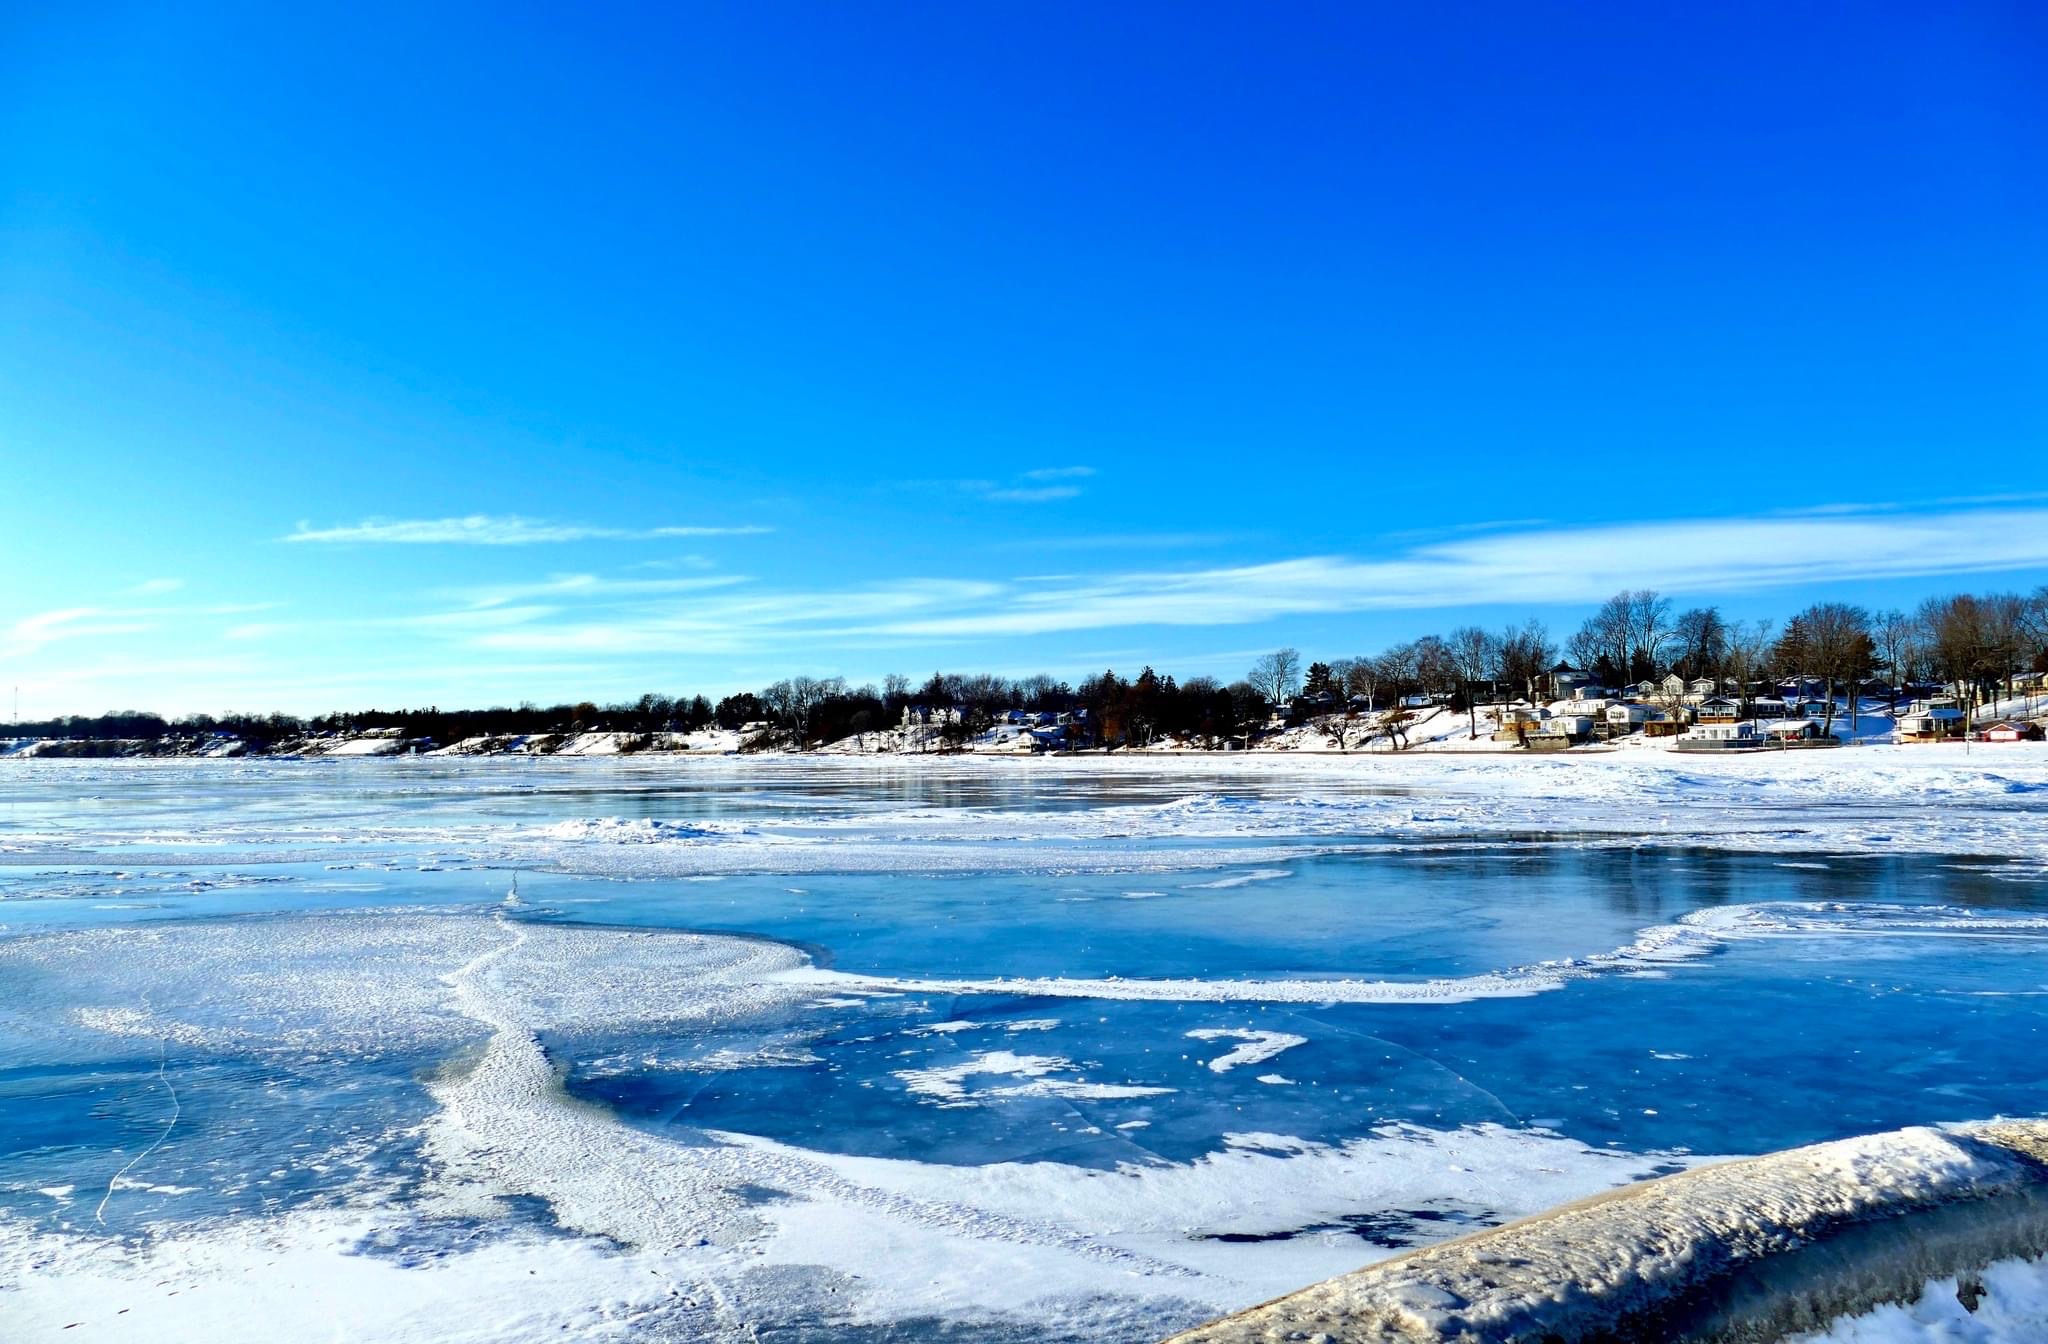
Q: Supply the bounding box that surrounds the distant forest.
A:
[11,586,2047,750]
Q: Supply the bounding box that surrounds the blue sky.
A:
[3,3,2044,716]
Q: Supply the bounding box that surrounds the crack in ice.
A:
[95,1041,180,1229]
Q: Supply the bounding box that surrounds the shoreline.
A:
[4,741,2044,763]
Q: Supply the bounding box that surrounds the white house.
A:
[1540,714,1596,742]
[1606,703,1659,730]
[1759,718,1834,743]
[1677,720,1764,749]
[1895,706,1966,743]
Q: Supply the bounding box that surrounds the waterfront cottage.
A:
[1531,714,1594,749]
[1493,707,1549,743]
[1604,703,1668,735]
[1760,718,1837,745]
[1676,720,1765,751]
[1895,706,1966,743]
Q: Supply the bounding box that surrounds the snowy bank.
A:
[1167,1120,2048,1344]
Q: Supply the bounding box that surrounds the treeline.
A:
[7,672,1261,751]
[10,586,2045,750]
[1557,588,2048,699]
[1228,587,2048,741]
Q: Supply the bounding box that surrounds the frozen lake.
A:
[3,753,2047,1341]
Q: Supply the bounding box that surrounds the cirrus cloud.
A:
[281,515,772,545]
[431,502,2048,654]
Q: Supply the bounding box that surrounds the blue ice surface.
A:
[1,763,2046,1248]
[550,849,2048,1168]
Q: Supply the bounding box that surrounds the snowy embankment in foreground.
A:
[1171,1122,2048,1344]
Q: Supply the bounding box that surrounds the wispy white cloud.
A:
[1771,492,2048,519]
[414,502,2048,655]
[984,485,1083,503]
[5,608,147,657]
[450,573,752,609]
[129,577,185,596]
[968,466,1095,504]
[1381,518,1553,543]
[992,531,1245,553]
[5,603,276,657]
[878,506,2048,639]
[624,554,719,572]
[467,580,1004,656]
[281,515,773,545]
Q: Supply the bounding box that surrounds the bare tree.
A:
[1725,619,1774,714]
[1373,643,1418,703]
[1448,626,1498,739]
[1672,607,1729,681]
[762,675,845,745]
[1378,702,1413,752]
[1919,594,1996,705]
[1575,593,1634,685]
[1413,635,1457,703]
[1247,648,1302,706]
[1782,602,1871,731]
[1564,623,1605,684]
[1872,609,1917,712]
[1494,620,1556,703]
[1981,593,2028,705]
[2022,586,2048,658]
[1015,674,1063,711]
[1627,590,1675,680]
[1323,663,1364,752]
